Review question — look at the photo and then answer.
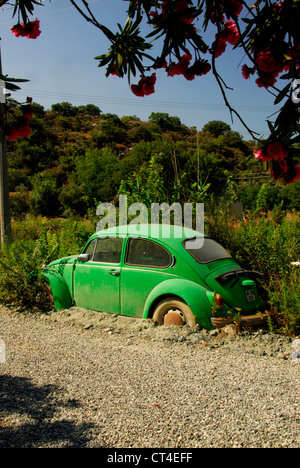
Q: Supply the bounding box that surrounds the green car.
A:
[41,224,266,330]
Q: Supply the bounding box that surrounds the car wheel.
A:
[152,298,197,327]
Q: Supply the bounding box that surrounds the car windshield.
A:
[183,237,232,264]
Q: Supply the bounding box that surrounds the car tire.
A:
[152,298,197,328]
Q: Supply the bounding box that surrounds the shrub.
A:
[206,209,300,335]
[0,219,95,308]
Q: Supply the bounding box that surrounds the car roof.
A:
[94,224,205,249]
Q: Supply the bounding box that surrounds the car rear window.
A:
[183,237,232,264]
[126,238,171,268]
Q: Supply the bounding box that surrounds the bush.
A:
[29,173,60,217]
[0,218,95,308]
[206,209,300,335]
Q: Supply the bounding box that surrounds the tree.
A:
[51,102,76,117]
[202,121,231,138]
[149,112,182,131]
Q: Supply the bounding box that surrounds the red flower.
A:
[6,117,32,141]
[6,128,20,141]
[220,21,239,45]
[26,19,41,39]
[22,104,34,119]
[267,143,288,161]
[214,38,227,58]
[254,142,288,162]
[11,19,41,39]
[255,72,278,88]
[17,121,32,138]
[271,161,300,184]
[225,0,243,17]
[285,164,300,184]
[254,148,272,162]
[175,1,194,24]
[131,74,156,97]
[256,50,280,74]
[242,64,254,80]
[11,23,26,37]
[167,54,192,77]
[189,60,211,77]
[143,73,156,95]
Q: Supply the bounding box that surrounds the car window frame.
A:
[83,236,124,265]
[125,237,172,269]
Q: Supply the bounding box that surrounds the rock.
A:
[291,348,300,363]
[292,338,300,350]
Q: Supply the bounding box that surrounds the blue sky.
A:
[0,0,278,139]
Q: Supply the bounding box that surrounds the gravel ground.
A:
[0,305,299,448]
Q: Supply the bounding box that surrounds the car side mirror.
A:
[77,254,91,263]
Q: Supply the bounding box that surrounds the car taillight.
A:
[215,294,224,309]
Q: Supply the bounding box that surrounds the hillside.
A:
[6,102,299,219]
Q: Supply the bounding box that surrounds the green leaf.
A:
[274,83,291,105]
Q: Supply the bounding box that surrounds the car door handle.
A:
[109,270,120,277]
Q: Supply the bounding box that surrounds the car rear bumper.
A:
[211,312,269,329]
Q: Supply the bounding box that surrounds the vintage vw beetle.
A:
[40,224,266,330]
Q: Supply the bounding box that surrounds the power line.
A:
[14,87,275,113]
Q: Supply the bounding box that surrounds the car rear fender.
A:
[42,267,73,310]
[142,278,213,329]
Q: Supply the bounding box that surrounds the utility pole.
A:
[0,41,12,244]
[197,130,200,189]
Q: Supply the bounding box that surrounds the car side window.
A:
[126,238,171,268]
[83,239,97,258]
[93,237,123,264]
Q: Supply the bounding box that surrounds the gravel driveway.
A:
[0,306,299,449]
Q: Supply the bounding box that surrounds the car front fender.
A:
[142,278,214,329]
[42,267,73,310]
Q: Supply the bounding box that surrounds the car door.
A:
[73,236,124,314]
[120,237,176,317]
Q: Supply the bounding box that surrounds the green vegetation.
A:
[1,103,299,335]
